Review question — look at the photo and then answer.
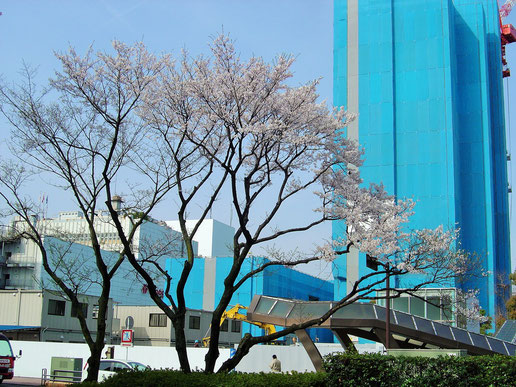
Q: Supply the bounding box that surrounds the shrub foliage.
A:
[80,353,516,386]
[323,353,516,387]
[80,369,326,387]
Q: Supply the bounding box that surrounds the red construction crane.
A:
[500,0,516,19]
[500,1,516,77]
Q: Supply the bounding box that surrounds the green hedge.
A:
[79,354,516,386]
[323,353,516,387]
[80,369,326,387]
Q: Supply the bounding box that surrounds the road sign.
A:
[121,329,133,347]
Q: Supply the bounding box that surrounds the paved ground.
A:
[2,376,41,386]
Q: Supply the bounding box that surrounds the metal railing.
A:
[41,368,83,385]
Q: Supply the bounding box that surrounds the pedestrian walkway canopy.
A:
[246,295,516,371]
[495,320,516,343]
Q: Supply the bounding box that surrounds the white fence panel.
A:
[10,341,380,378]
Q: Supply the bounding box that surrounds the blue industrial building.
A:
[333,0,511,320]
[166,256,335,342]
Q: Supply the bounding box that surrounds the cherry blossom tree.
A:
[128,36,478,373]
[0,42,173,381]
[0,36,481,375]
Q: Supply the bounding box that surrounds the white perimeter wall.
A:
[9,341,383,377]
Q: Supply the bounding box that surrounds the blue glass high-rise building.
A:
[333,0,511,319]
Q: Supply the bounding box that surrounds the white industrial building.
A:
[166,219,235,258]
[113,304,242,347]
[0,207,199,305]
[0,206,239,345]
[0,289,114,343]
[0,209,340,347]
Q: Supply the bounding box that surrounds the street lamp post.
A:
[366,254,390,350]
[385,263,390,350]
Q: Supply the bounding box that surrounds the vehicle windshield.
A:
[128,361,147,371]
[0,338,13,357]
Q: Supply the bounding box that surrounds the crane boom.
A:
[202,304,277,347]
[500,1,516,77]
[501,0,516,19]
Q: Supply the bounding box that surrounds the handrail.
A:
[41,368,82,384]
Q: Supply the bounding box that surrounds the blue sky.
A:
[1,1,516,275]
[0,0,335,278]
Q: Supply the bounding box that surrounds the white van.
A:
[83,359,148,382]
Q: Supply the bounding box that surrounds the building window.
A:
[71,303,88,318]
[442,302,453,322]
[92,305,99,319]
[149,313,167,327]
[189,316,200,330]
[220,319,229,332]
[231,320,241,333]
[379,291,457,325]
[426,296,442,320]
[409,297,425,318]
[48,299,66,316]
[392,297,409,313]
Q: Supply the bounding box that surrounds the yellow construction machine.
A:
[202,304,277,347]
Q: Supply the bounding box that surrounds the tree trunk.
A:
[84,282,110,381]
[217,334,254,373]
[205,281,238,373]
[85,343,103,382]
[174,313,191,373]
[173,234,194,373]
[204,314,221,373]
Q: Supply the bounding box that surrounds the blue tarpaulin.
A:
[0,325,40,331]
